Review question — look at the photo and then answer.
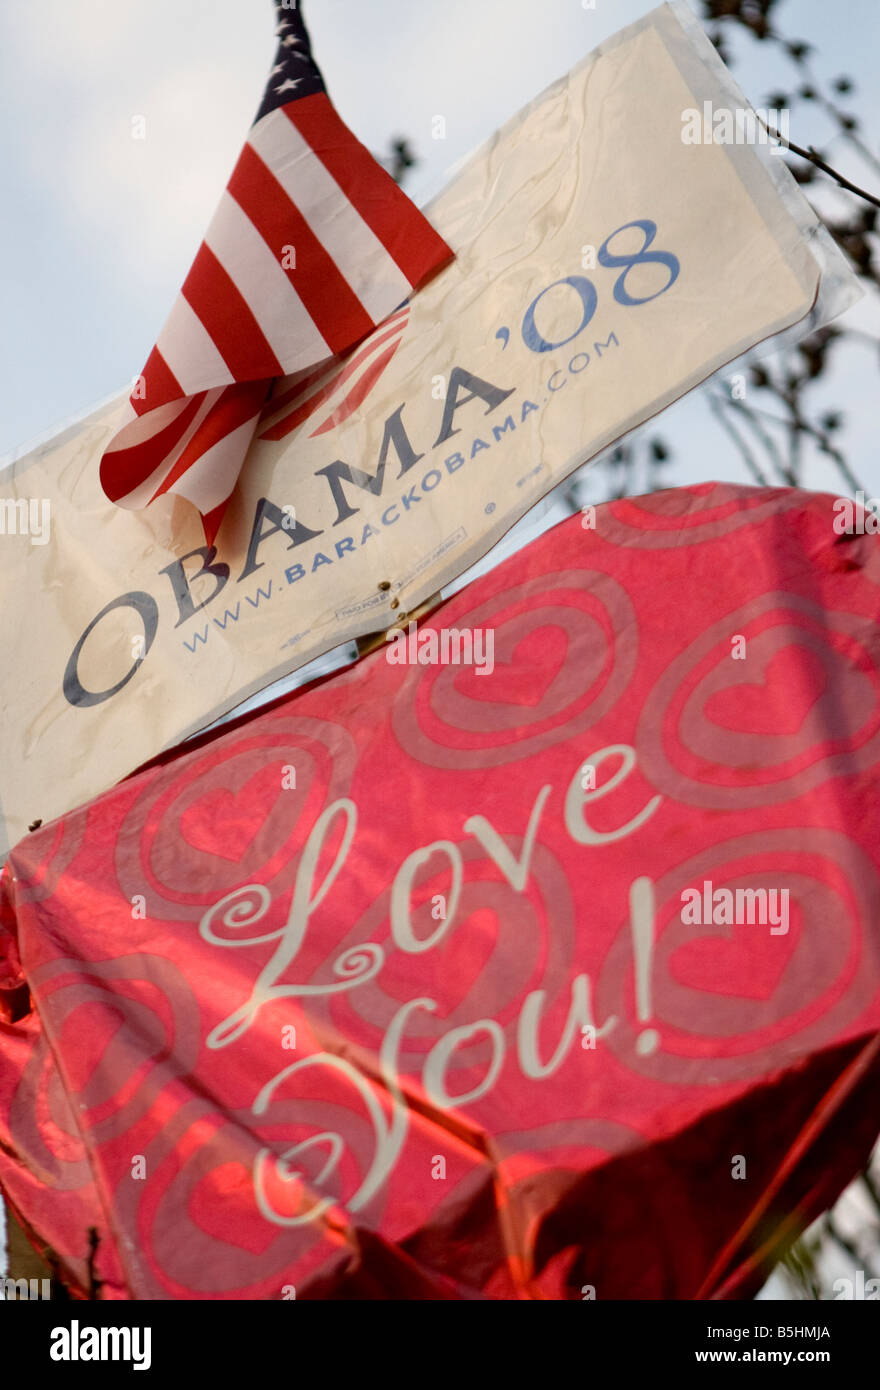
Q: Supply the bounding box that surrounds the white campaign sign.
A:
[0,2,858,854]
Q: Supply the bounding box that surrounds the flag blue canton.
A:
[254,0,326,124]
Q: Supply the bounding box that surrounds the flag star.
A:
[275,77,301,95]
[271,63,285,77]
[281,34,303,48]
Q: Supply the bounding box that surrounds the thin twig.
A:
[726,394,796,485]
[759,118,880,209]
[824,1213,869,1272]
[795,57,880,181]
[707,391,771,485]
[727,399,867,495]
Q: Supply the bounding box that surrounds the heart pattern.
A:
[189,1163,277,1256]
[453,625,569,707]
[704,646,827,737]
[179,765,286,862]
[670,923,795,1001]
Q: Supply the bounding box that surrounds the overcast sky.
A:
[1,0,878,494]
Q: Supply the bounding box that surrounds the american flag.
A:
[100,1,452,544]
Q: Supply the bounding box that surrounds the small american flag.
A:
[100,0,452,544]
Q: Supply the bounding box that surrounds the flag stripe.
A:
[230,141,375,356]
[105,390,228,508]
[134,347,184,416]
[181,244,284,383]
[104,398,191,452]
[262,305,409,419]
[309,341,402,437]
[263,359,339,420]
[261,316,406,426]
[159,416,260,514]
[155,299,236,399]
[250,106,413,318]
[287,94,453,291]
[118,390,227,510]
[100,393,209,501]
[153,381,268,503]
[200,502,227,548]
[206,191,332,368]
[259,317,407,441]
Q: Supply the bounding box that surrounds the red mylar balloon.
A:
[2,482,879,1300]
